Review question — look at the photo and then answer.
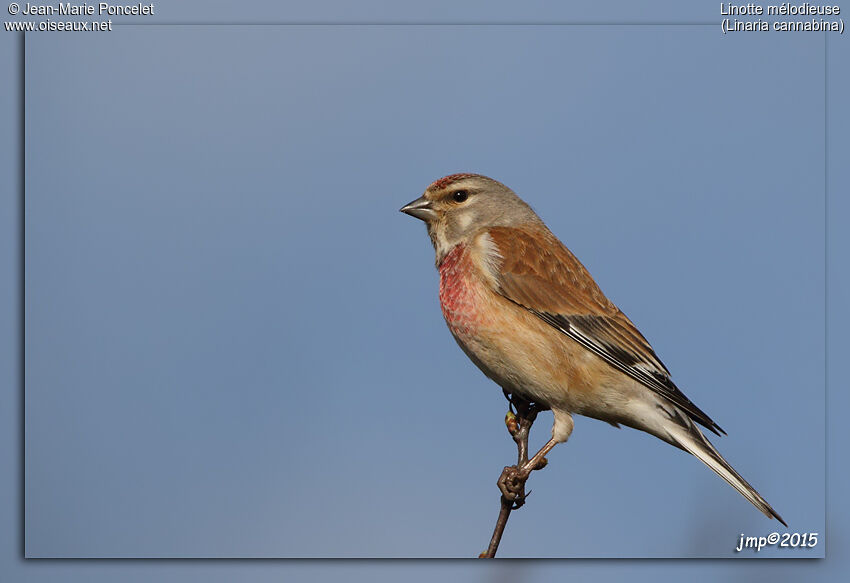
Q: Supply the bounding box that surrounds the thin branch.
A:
[483,495,514,558]
[480,394,541,558]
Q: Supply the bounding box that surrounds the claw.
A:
[512,489,531,509]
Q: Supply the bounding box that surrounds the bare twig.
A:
[480,394,542,558]
[482,493,514,558]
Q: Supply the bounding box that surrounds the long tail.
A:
[663,414,787,527]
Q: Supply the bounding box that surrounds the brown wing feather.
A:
[487,226,724,436]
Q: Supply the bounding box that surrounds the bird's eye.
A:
[452,190,469,203]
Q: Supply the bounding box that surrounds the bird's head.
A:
[400,173,541,263]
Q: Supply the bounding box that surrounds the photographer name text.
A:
[18,2,153,16]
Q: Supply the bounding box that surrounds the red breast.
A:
[438,244,483,337]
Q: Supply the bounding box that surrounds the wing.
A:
[486,226,724,436]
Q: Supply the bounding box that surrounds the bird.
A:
[400,172,785,526]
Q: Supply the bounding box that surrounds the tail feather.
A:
[664,417,787,527]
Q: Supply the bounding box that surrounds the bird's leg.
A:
[520,437,558,476]
[497,436,558,504]
[497,393,540,507]
[483,394,551,558]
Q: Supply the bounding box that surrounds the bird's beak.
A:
[399,196,437,222]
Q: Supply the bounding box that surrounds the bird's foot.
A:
[497,465,528,508]
[497,454,550,508]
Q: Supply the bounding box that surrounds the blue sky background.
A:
[2,0,849,579]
